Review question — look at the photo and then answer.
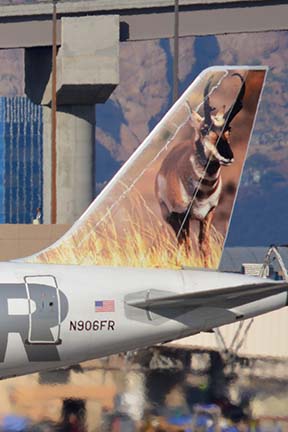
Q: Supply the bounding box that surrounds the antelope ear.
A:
[189,110,203,129]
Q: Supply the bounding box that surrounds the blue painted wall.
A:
[0,97,43,223]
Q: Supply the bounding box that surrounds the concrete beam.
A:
[0,20,61,49]
[25,15,119,106]
[0,0,278,20]
[54,15,119,105]
[0,0,287,48]
[122,4,288,39]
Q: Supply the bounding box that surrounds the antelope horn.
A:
[203,78,216,126]
[224,73,246,127]
[185,100,193,116]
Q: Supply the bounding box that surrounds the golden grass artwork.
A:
[32,187,224,269]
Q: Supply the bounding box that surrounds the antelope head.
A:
[186,73,246,166]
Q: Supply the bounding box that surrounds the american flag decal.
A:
[95,300,115,313]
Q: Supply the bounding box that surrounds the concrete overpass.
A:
[0,0,287,49]
[0,0,287,223]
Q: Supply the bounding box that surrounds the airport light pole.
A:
[173,0,179,103]
[51,0,57,224]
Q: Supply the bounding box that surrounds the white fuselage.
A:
[0,262,286,379]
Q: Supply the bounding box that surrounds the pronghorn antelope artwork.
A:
[26,67,266,270]
[156,72,248,266]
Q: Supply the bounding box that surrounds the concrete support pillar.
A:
[24,15,119,224]
[43,105,95,224]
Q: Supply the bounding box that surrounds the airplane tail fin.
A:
[23,66,267,269]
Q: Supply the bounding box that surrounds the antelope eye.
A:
[223,129,231,141]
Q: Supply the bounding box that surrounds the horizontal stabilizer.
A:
[127,281,288,312]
